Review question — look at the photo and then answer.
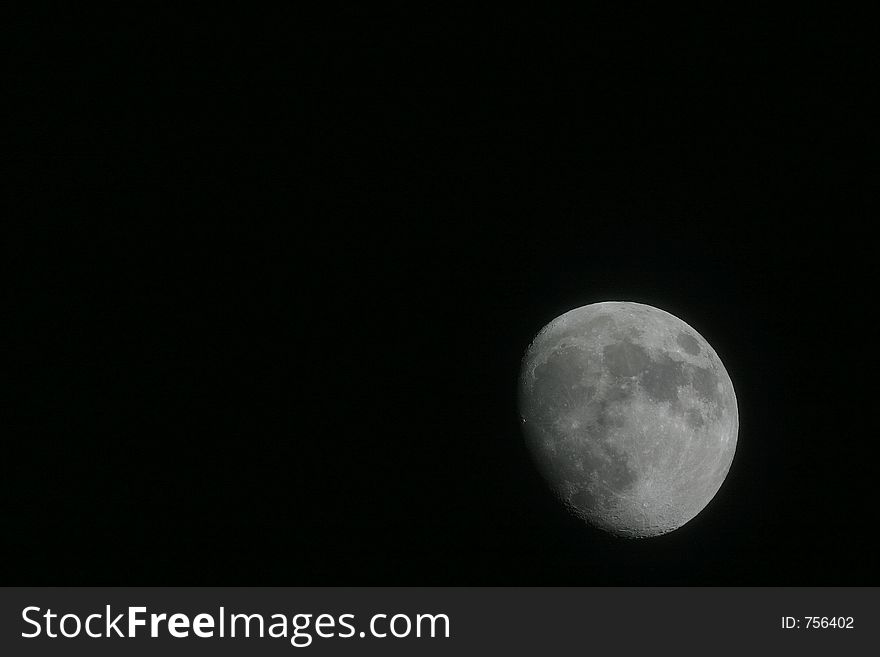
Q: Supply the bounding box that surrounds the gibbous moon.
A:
[518,302,738,538]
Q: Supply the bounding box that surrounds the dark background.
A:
[6,7,876,584]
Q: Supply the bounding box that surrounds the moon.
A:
[518,301,738,538]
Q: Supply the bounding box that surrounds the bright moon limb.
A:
[518,301,738,538]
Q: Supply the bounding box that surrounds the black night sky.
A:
[7,8,876,584]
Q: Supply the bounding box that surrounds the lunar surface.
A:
[518,302,738,538]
